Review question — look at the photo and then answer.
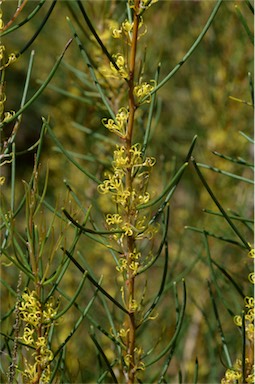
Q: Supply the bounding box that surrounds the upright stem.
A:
[126,4,140,150]
[124,2,140,383]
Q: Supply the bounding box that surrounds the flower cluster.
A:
[234,296,254,343]
[0,45,16,70]
[18,290,58,383]
[22,337,54,384]
[111,18,146,44]
[117,249,141,276]
[221,359,254,384]
[124,347,145,373]
[19,290,57,327]
[98,141,158,287]
[102,107,129,138]
[109,53,129,79]
[134,81,155,104]
[221,248,254,384]
[98,143,155,213]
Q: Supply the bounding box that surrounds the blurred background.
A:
[1,1,253,382]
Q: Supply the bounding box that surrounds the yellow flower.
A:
[124,353,132,367]
[113,145,129,168]
[129,299,139,312]
[0,10,4,30]
[248,272,254,284]
[245,296,254,309]
[109,54,128,79]
[102,108,129,138]
[116,258,128,272]
[129,260,139,275]
[118,327,130,338]
[21,326,35,345]
[233,315,242,327]
[138,192,150,205]
[133,81,155,103]
[248,248,254,258]
[106,213,123,225]
[225,368,242,381]
[122,222,133,236]
[23,361,37,382]
[112,27,122,39]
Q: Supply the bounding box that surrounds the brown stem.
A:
[124,2,141,383]
[2,0,28,32]
[126,8,140,149]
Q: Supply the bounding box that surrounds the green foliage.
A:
[0,1,253,383]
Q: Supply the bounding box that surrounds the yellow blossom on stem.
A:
[248,272,254,284]
[133,81,155,104]
[118,327,130,338]
[122,222,133,236]
[109,53,129,79]
[116,258,128,273]
[21,326,35,345]
[111,17,146,42]
[248,248,254,258]
[18,289,57,383]
[102,108,129,138]
[106,213,123,225]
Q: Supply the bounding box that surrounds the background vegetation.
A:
[0,1,253,383]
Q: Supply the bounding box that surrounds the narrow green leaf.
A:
[142,63,161,157]
[145,280,186,367]
[239,131,254,143]
[212,151,254,168]
[53,272,88,320]
[193,358,199,384]
[53,279,100,358]
[45,120,101,184]
[72,122,117,145]
[141,0,223,101]
[90,332,118,384]
[138,162,188,209]
[138,205,169,273]
[158,345,176,384]
[0,40,72,130]
[192,157,251,250]
[207,281,232,368]
[202,209,253,225]
[245,0,254,14]
[3,50,35,155]
[18,0,57,56]
[248,71,254,106]
[185,135,198,162]
[185,225,246,249]
[211,259,247,299]
[76,0,121,75]
[203,233,235,317]
[140,240,168,324]
[49,349,63,383]
[196,162,254,184]
[0,0,46,37]
[63,209,124,235]
[62,247,129,314]
[235,5,254,45]
[66,17,116,120]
